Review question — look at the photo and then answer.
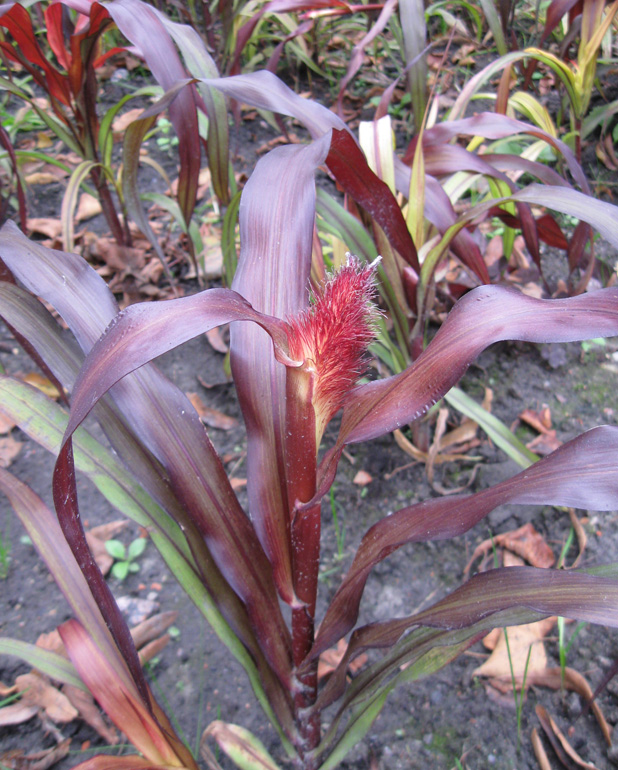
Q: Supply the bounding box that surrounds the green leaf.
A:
[444,386,538,468]
[0,637,85,691]
[105,539,127,560]
[204,722,282,770]
[128,538,147,560]
[317,688,390,770]
[112,561,130,581]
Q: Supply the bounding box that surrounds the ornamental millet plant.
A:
[2,129,618,770]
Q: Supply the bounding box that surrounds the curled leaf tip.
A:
[287,254,380,433]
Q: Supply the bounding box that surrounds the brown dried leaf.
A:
[0,435,23,468]
[527,667,611,747]
[0,738,70,770]
[0,681,17,696]
[75,193,102,223]
[138,634,171,664]
[131,610,178,649]
[474,618,556,685]
[24,171,63,185]
[15,673,78,723]
[62,684,118,744]
[112,107,145,135]
[465,523,555,575]
[521,407,553,432]
[527,430,562,455]
[26,219,63,240]
[230,477,247,490]
[353,470,373,486]
[205,327,228,354]
[318,638,368,680]
[567,508,587,569]
[536,704,599,769]
[0,409,17,435]
[0,701,38,727]
[22,373,61,400]
[520,407,562,454]
[531,726,553,770]
[91,236,148,273]
[498,522,555,568]
[186,392,238,430]
[35,630,65,657]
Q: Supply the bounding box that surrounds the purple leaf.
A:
[102,0,201,226]
[421,112,589,193]
[56,288,299,686]
[338,285,618,446]
[0,222,293,688]
[231,135,330,605]
[312,426,618,659]
[326,130,420,272]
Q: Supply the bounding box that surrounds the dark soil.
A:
[2,75,618,770]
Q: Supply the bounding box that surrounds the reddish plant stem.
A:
[286,365,321,758]
[89,165,130,248]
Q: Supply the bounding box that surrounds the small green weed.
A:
[328,486,346,558]
[0,514,10,579]
[105,536,147,580]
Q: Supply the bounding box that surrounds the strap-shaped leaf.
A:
[315,566,618,720]
[153,10,230,204]
[0,637,85,692]
[201,73,418,272]
[422,112,588,192]
[230,135,330,605]
[338,285,618,446]
[101,0,200,228]
[0,467,139,697]
[56,288,296,686]
[0,222,293,690]
[59,619,195,768]
[312,426,618,659]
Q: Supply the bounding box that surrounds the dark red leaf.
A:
[327,129,419,271]
[231,135,330,605]
[312,426,618,659]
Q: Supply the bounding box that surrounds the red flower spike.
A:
[287,255,380,440]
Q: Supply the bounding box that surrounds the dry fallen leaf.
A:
[0,738,71,770]
[536,704,599,769]
[527,667,611,747]
[75,192,102,222]
[0,409,17,435]
[0,701,39,727]
[205,327,228,354]
[531,727,553,770]
[474,617,556,686]
[62,684,118,745]
[519,407,562,455]
[0,435,23,468]
[353,470,373,486]
[35,630,65,657]
[186,392,238,430]
[318,638,368,681]
[27,218,63,240]
[22,372,61,400]
[85,520,128,575]
[15,672,78,723]
[112,107,145,135]
[465,522,555,576]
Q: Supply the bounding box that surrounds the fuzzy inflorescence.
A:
[286,254,380,430]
